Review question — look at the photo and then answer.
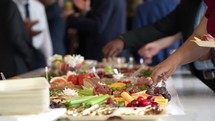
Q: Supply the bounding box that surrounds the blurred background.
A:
[1,0,181,78]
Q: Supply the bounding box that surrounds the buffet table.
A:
[13,66,215,121]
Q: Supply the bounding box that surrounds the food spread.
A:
[46,54,171,119]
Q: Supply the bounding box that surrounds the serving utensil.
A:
[0,72,6,80]
[45,66,49,80]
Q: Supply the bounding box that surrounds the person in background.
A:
[0,0,40,78]
[132,0,181,65]
[151,0,215,91]
[66,0,131,61]
[14,0,53,67]
[103,0,215,91]
[40,0,66,55]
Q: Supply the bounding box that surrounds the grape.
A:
[131,100,139,107]
[162,93,171,101]
[141,99,151,107]
[159,87,167,95]
[127,102,132,107]
[137,96,144,102]
[151,102,159,110]
[146,88,154,95]
[107,97,114,104]
[154,87,160,95]
[147,96,155,102]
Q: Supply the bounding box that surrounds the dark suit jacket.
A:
[46,2,66,55]
[0,0,39,78]
[122,0,201,49]
[67,0,126,61]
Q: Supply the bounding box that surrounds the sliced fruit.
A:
[154,98,168,106]
[68,74,78,85]
[50,77,67,83]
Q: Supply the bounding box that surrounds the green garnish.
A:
[104,66,114,74]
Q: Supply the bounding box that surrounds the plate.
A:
[0,108,66,121]
[67,77,184,120]
[191,40,215,48]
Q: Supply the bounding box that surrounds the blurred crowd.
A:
[1,0,215,91]
[0,0,179,78]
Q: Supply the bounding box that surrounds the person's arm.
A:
[103,3,182,57]
[151,16,210,81]
[138,32,182,64]
[122,3,181,50]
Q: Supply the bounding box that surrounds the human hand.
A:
[138,42,161,64]
[102,38,124,58]
[73,0,90,15]
[150,58,177,81]
[24,19,41,37]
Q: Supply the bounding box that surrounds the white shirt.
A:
[13,0,53,60]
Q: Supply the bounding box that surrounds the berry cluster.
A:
[126,96,159,109]
[146,87,171,101]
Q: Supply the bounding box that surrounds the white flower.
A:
[62,88,78,96]
[47,54,63,66]
[64,54,84,68]
[113,73,124,80]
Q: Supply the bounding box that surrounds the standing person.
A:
[0,0,40,78]
[151,0,215,87]
[132,0,181,65]
[103,0,215,91]
[66,0,130,61]
[40,0,66,55]
[14,0,53,66]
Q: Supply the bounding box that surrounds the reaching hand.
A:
[150,58,177,81]
[24,18,41,37]
[138,42,161,64]
[102,38,124,58]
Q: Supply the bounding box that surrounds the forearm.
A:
[168,34,210,66]
[155,32,182,50]
[122,25,171,49]
[165,16,209,66]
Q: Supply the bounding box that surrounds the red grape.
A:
[141,99,151,107]
[147,96,155,102]
[137,96,144,102]
[127,102,132,107]
[151,102,159,110]
[107,97,114,104]
[131,100,139,107]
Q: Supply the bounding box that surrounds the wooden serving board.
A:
[67,78,185,120]
[191,40,215,48]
